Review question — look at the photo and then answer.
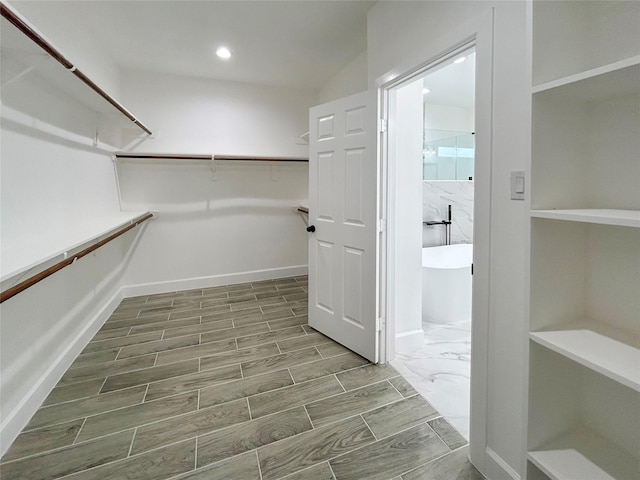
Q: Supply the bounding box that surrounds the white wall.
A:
[7,1,123,101]
[424,103,474,133]
[0,12,133,452]
[390,79,425,354]
[118,70,315,292]
[368,1,529,478]
[318,51,368,104]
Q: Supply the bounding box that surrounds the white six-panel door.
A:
[308,91,378,362]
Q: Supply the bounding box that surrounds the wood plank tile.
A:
[268,315,309,330]
[91,327,131,342]
[401,446,483,480]
[336,364,400,391]
[100,314,170,332]
[254,287,305,299]
[169,305,230,321]
[199,343,280,372]
[76,391,198,442]
[236,326,306,349]
[129,316,201,335]
[145,364,242,402]
[155,338,236,366]
[172,451,260,480]
[329,423,449,480]
[229,297,287,312]
[117,334,200,360]
[62,439,196,480]
[240,347,322,378]
[388,376,418,398]
[248,375,344,419]
[428,417,467,450]
[363,395,438,439]
[69,349,120,369]
[199,369,293,409]
[277,332,333,352]
[131,398,249,454]
[289,352,369,384]
[2,419,84,462]
[201,307,260,323]
[197,407,312,466]
[81,331,163,354]
[316,342,351,359]
[233,309,298,327]
[42,379,105,407]
[101,359,199,393]
[59,355,156,387]
[292,306,309,316]
[199,323,270,344]
[258,416,375,480]
[305,381,402,428]
[26,386,146,430]
[162,318,234,339]
[0,430,133,480]
[278,462,335,480]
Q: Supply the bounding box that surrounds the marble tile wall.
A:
[422,181,474,247]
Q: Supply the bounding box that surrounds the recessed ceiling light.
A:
[216,46,232,59]
[453,56,466,64]
[422,88,431,94]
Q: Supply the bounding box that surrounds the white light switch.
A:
[511,170,525,200]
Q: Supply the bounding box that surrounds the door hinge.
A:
[377,219,386,233]
[378,118,387,133]
[471,263,474,275]
[376,317,386,332]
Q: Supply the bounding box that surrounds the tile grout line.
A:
[255,449,264,480]
[359,414,378,441]
[71,417,88,445]
[327,461,339,480]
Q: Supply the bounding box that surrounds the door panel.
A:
[308,90,378,362]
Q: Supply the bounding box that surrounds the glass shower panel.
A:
[423,129,475,180]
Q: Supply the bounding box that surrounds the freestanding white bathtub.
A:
[422,244,473,324]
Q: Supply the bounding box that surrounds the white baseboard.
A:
[394,329,425,354]
[0,290,124,457]
[485,447,521,480]
[120,265,309,299]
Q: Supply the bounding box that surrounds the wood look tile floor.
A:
[1,276,484,480]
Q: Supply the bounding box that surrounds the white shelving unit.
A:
[526,2,640,479]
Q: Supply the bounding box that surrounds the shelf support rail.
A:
[0,213,153,304]
[114,153,309,163]
[0,2,153,136]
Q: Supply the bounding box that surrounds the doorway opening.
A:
[384,45,476,440]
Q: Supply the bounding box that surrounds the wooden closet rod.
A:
[0,3,152,136]
[115,153,309,162]
[0,213,153,304]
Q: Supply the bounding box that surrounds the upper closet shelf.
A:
[0,3,151,135]
[530,329,640,392]
[532,57,640,99]
[114,153,308,162]
[530,209,640,228]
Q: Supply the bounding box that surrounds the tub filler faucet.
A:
[424,204,452,245]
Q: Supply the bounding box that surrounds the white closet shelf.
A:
[530,328,640,392]
[528,427,639,480]
[530,209,640,228]
[1,211,150,284]
[532,56,640,98]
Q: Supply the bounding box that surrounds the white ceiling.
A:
[423,51,476,109]
[12,0,374,90]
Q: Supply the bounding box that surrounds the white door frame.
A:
[377,9,494,474]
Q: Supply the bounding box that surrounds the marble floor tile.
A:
[2,277,480,480]
[196,407,312,466]
[391,320,472,439]
[329,423,449,480]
